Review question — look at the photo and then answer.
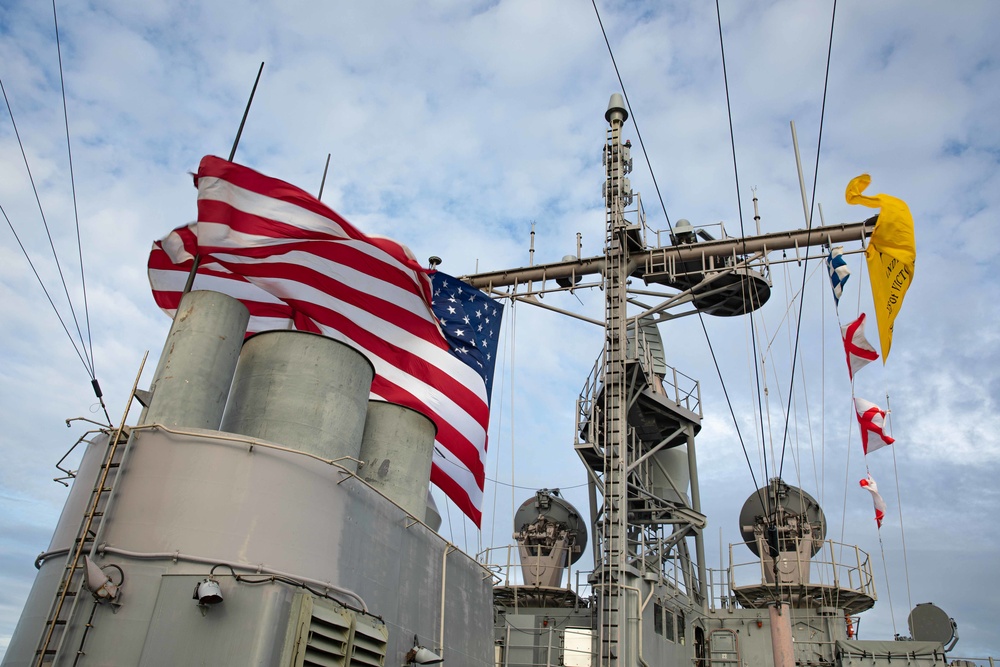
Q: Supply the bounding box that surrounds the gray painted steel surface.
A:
[649,446,690,505]
[358,401,436,521]
[138,575,294,665]
[142,290,250,429]
[220,330,375,470]
[4,316,491,666]
[10,428,492,666]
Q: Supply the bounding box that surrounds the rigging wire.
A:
[445,496,456,547]
[741,295,767,485]
[714,0,771,499]
[777,0,839,480]
[590,0,672,234]
[884,394,914,619]
[798,299,821,496]
[820,244,827,509]
[509,301,518,542]
[839,255,865,548]
[462,497,469,558]
[488,477,588,492]
[591,0,767,509]
[756,261,828,560]
[488,293,515,549]
[52,0,95,377]
[841,254,901,633]
[876,530,898,635]
[0,76,94,379]
[2,203,94,376]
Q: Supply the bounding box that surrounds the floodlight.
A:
[193,578,223,605]
[84,556,119,602]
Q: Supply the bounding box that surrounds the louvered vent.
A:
[303,602,352,667]
[286,593,389,667]
[349,614,388,666]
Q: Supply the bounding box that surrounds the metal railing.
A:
[728,539,875,598]
[577,339,702,432]
[478,545,592,601]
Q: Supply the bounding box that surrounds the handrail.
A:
[719,538,877,613]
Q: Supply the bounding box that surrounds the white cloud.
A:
[2,0,998,660]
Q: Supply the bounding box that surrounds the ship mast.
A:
[599,94,631,666]
[462,95,877,667]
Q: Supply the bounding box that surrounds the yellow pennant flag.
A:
[845,174,916,361]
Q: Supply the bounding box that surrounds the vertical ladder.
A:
[600,109,631,666]
[34,355,146,666]
[33,424,129,666]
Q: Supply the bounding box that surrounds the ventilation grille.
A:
[303,602,353,666]
[290,593,388,667]
[349,615,388,666]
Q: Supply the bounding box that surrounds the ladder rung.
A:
[37,434,126,664]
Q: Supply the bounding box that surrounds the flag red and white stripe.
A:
[148,156,491,524]
[854,397,894,455]
[859,474,887,528]
[841,313,879,380]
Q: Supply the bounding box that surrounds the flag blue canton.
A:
[826,246,851,306]
[430,271,503,403]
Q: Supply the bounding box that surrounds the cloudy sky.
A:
[2,0,998,660]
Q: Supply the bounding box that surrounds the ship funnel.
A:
[358,401,437,522]
[142,290,249,429]
[220,331,374,470]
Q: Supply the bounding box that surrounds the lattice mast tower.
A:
[598,95,632,667]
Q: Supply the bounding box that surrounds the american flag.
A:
[430,271,502,401]
[147,156,500,524]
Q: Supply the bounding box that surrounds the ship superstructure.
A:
[476,96,959,667]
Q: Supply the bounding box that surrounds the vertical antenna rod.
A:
[184,62,265,296]
[789,121,811,229]
[318,153,332,200]
[753,187,762,236]
[229,62,265,162]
